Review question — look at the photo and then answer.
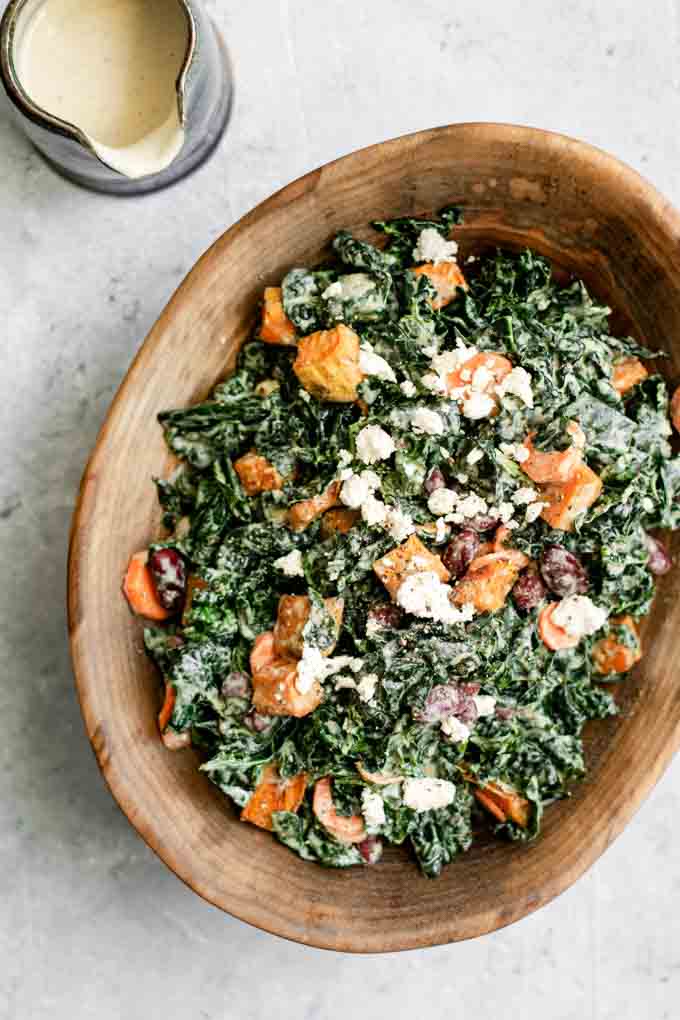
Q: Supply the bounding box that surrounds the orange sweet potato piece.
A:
[260,287,297,346]
[592,615,642,675]
[241,763,308,831]
[321,508,360,539]
[233,452,283,496]
[446,352,512,392]
[474,782,530,828]
[273,594,344,660]
[611,356,648,395]
[293,324,363,402]
[611,354,648,393]
[452,556,520,613]
[540,462,603,532]
[158,682,176,732]
[521,433,583,485]
[537,602,579,651]
[123,551,170,621]
[671,384,680,433]
[411,261,468,310]
[373,534,450,600]
[312,777,367,844]
[250,632,322,717]
[286,481,341,532]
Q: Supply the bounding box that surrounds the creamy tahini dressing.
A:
[16,0,189,178]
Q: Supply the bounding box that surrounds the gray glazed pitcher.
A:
[0,0,233,194]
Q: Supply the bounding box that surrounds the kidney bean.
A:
[424,467,446,495]
[540,545,589,597]
[222,672,251,699]
[415,683,478,725]
[148,548,187,612]
[512,572,548,610]
[466,514,501,533]
[359,836,383,865]
[244,709,274,733]
[367,603,403,631]
[645,534,672,575]
[442,529,480,579]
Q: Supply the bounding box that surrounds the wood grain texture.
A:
[68,123,680,952]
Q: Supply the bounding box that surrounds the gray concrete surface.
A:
[2,1,680,1017]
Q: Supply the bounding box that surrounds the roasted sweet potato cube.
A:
[287,481,341,532]
[452,555,519,613]
[474,781,530,828]
[592,615,642,675]
[241,763,308,831]
[611,356,648,395]
[373,534,450,600]
[320,508,360,539]
[234,452,283,496]
[273,594,344,660]
[260,287,297,346]
[540,462,603,531]
[293,324,363,402]
[252,658,322,717]
[411,261,468,310]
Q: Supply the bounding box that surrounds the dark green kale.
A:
[142,217,678,878]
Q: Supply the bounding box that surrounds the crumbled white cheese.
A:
[323,273,375,302]
[356,425,396,465]
[428,487,458,516]
[513,486,540,506]
[412,227,459,265]
[462,391,496,420]
[299,650,364,693]
[396,571,475,625]
[421,372,448,395]
[466,448,484,465]
[552,596,608,640]
[336,671,379,704]
[295,646,326,694]
[495,366,534,408]
[441,716,471,743]
[434,517,449,543]
[361,493,388,527]
[525,501,547,523]
[385,507,416,543]
[642,496,655,513]
[497,501,516,524]
[400,379,417,397]
[456,473,469,484]
[402,777,457,812]
[411,407,446,435]
[453,492,488,519]
[362,788,386,828]
[357,673,379,703]
[337,448,353,469]
[500,442,530,464]
[471,364,494,392]
[273,549,304,577]
[473,695,497,718]
[359,342,397,383]
[340,469,381,509]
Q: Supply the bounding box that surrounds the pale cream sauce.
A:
[16,0,189,178]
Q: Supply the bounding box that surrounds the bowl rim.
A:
[68,121,680,952]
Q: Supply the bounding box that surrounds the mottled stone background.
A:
[2,1,679,1017]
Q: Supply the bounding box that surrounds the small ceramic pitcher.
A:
[0,0,233,194]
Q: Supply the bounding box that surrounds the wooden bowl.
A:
[68,123,680,952]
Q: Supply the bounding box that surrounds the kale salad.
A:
[123,210,680,877]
